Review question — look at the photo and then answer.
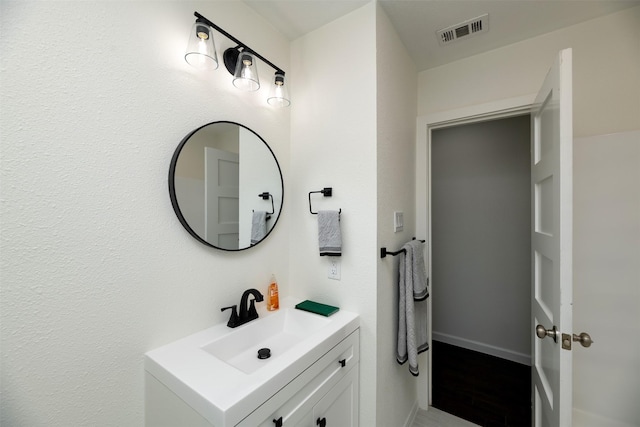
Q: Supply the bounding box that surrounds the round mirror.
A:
[169,121,283,251]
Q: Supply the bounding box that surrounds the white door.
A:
[531,48,573,427]
[205,147,239,248]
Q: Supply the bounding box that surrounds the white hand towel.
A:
[397,240,429,376]
[318,210,341,256]
[251,211,267,245]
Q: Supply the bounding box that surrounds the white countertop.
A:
[145,297,359,426]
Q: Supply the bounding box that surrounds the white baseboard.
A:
[573,408,638,427]
[402,400,419,427]
[432,332,531,366]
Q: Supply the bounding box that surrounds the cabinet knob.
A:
[339,359,346,368]
[316,417,326,427]
[273,416,283,427]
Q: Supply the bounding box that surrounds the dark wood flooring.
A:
[432,341,532,427]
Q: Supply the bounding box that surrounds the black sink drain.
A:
[257,348,271,359]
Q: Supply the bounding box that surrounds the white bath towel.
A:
[318,210,341,256]
[251,211,267,245]
[397,240,429,376]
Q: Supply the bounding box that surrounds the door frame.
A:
[415,93,536,409]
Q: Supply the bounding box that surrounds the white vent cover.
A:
[437,14,489,46]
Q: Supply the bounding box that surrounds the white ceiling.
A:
[244,0,639,71]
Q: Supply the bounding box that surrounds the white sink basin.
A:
[145,297,358,427]
[201,308,330,374]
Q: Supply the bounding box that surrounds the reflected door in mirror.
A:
[205,147,239,248]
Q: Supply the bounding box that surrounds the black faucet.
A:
[221,288,264,328]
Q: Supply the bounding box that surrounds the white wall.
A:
[0,2,290,425]
[290,5,422,426]
[238,127,283,247]
[417,6,640,426]
[418,6,640,138]
[289,4,378,425]
[375,4,419,426]
[573,130,640,427]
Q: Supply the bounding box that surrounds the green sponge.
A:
[295,300,340,317]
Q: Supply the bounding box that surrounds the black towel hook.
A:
[309,187,341,215]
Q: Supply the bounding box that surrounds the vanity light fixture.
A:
[186,11,291,107]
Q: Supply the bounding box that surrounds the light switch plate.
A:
[394,211,404,232]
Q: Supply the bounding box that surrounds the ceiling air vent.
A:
[437,14,489,46]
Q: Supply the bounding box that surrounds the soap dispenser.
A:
[267,274,279,311]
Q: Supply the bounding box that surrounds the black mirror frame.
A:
[168,121,284,251]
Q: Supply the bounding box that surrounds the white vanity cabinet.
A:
[240,329,359,427]
[145,322,360,427]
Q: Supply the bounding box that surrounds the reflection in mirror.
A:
[169,121,283,251]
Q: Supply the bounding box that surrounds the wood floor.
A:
[431,341,532,427]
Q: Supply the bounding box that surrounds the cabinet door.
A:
[260,365,359,427]
[255,360,348,427]
[312,366,359,427]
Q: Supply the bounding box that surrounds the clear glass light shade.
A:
[267,73,291,107]
[185,21,218,70]
[232,52,260,91]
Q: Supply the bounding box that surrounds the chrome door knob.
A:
[573,332,594,348]
[536,324,558,343]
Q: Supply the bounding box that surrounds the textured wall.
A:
[0,2,290,425]
[289,4,378,426]
[375,3,420,425]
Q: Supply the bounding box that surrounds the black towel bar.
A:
[380,239,425,258]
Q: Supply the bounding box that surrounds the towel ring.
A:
[253,192,274,220]
[258,192,275,215]
[309,187,341,215]
[380,238,425,258]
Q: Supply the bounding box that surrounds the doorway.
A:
[430,115,532,426]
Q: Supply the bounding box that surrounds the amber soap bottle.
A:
[267,274,279,311]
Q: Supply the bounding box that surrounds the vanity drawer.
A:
[237,329,359,427]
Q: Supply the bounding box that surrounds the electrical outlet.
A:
[394,211,404,232]
[328,259,341,280]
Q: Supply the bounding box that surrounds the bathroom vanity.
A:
[145,301,359,426]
